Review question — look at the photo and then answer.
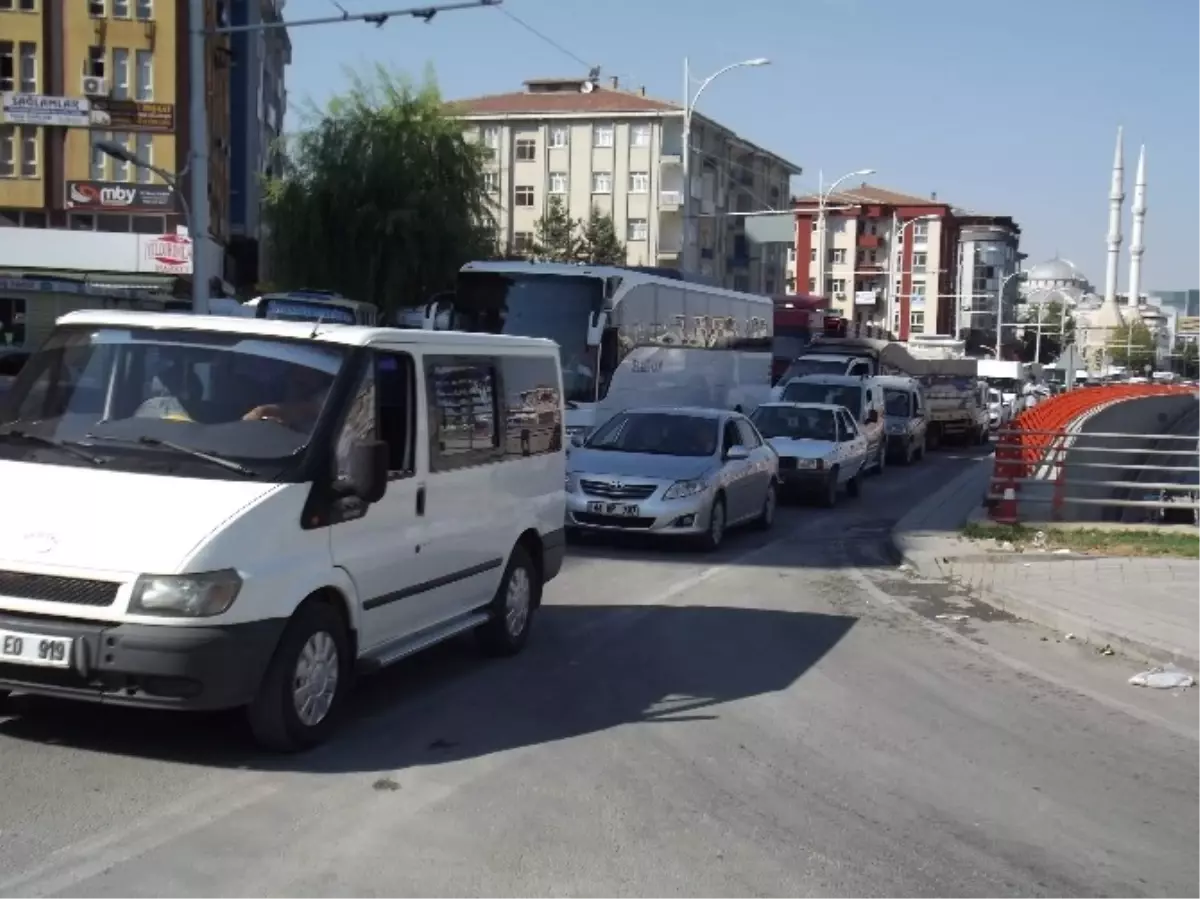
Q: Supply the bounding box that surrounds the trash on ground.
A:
[935,613,970,622]
[1064,632,1076,641]
[1128,665,1196,690]
[898,563,913,573]
[1031,530,1048,548]
[1053,548,1072,554]
[1099,644,1115,656]
[998,541,1016,552]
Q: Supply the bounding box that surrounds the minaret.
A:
[1127,145,1147,308]
[1102,126,1125,309]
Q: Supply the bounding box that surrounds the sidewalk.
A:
[891,455,1200,672]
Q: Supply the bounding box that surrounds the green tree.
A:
[1019,299,1076,364]
[1175,342,1198,378]
[1105,319,1158,370]
[262,67,495,317]
[530,196,583,261]
[578,207,626,265]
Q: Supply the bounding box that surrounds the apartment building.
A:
[791,185,977,340]
[450,76,801,294]
[0,0,234,348]
[955,214,1022,339]
[228,0,290,287]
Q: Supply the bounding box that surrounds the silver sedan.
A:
[565,406,779,551]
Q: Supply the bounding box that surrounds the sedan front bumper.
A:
[566,483,715,536]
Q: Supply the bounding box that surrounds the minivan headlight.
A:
[130,570,243,617]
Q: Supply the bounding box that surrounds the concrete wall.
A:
[1057,393,1198,522]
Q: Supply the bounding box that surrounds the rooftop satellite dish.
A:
[580,81,594,93]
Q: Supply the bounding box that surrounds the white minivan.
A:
[0,311,566,751]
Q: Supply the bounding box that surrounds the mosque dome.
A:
[1027,257,1087,285]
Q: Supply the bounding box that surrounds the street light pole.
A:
[994,270,1025,358]
[680,56,770,277]
[814,168,874,304]
[187,0,210,314]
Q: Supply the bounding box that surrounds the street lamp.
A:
[994,269,1026,358]
[95,139,193,257]
[813,168,875,302]
[680,56,770,276]
[884,212,937,337]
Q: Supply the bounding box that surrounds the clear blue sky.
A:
[283,0,1199,290]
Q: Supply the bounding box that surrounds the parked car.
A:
[876,375,927,464]
[777,374,888,474]
[749,402,869,507]
[987,387,1013,432]
[565,407,778,551]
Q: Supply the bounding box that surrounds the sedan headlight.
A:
[565,473,580,493]
[663,477,710,500]
[795,458,822,470]
[130,569,243,618]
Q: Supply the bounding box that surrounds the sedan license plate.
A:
[0,629,72,669]
[587,501,640,517]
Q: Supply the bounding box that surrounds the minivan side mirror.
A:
[341,439,389,503]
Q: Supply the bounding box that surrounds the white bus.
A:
[246,290,380,326]
[408,261,774,438]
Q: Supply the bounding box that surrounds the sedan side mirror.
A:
[341,439,389,504]
[725,444,750,461]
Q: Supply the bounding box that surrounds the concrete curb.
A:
[889,461,1199,672]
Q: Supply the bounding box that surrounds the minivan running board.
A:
[357,612,491,672]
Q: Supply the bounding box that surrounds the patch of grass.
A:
[962,522,1200,558]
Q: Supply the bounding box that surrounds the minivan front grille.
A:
[580,480,658,501]
[0,571,120,607]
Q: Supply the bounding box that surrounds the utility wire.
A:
[493,5,595,71]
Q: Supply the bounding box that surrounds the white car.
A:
[749,402,869,507]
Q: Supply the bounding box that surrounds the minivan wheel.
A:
[247,600,351,753]
[698,495,727,551]
[477,545,539,656]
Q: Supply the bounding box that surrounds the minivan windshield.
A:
[585,412,718,457]
[884,389,911,417]
[780,382,863,418]
[751,405,837,441]
[0,326,347,478]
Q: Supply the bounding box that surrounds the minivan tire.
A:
[247,600,352,753]
[476,545,539,657]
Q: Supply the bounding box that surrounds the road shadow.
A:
[0,603,856,774]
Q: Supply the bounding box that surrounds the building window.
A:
[809,248,817,263]
[86,45,106,79]
[19,126,36,177]
[548,171,567,194]
[0,42,13,93]
[910,283,927,307]
[825,278,846,295]
[630,123,651,147]
[135,0,152,19]
[808,278,816,292]
[88,0,105,15]
[514,137,536,162]
[912,222,928,241]
[481,171,498,193]
[135,49,153,100]
[548,126,568,148]
[135,133,152,182]
[591,171,612,194]
[482,126,500,149]
[113,0,130,15]
[89,131,108,179]
[108,132,132,181]
[909,311,925,334]
[627,218,648,241]
[810,219,818,231]
[18,42,36,93]
[787,246,796,262]
[513,231,533,253]
[0,126,14,177]
[592,123,614,148]
[828,248,846,264]
[628,171,649,193]
[911,251,927,274]
[514,185,535,207]
[111,48,129,99]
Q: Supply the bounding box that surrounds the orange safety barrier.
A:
[990,383,1196,523]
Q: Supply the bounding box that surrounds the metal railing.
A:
[988,383,1198,525]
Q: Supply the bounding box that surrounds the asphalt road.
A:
[1,449,1196,898]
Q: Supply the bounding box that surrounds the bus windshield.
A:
[452,271,603,405]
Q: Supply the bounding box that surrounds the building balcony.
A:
[660,151,682,165]
[857,233,881,249]
[659,190,683,210]
[854,265,885,275]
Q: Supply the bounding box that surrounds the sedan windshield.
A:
[884,389,910,417]
[751,406,837,441]
[0,326,347,478]
[586,412,718,457]
[780,383,863,418]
